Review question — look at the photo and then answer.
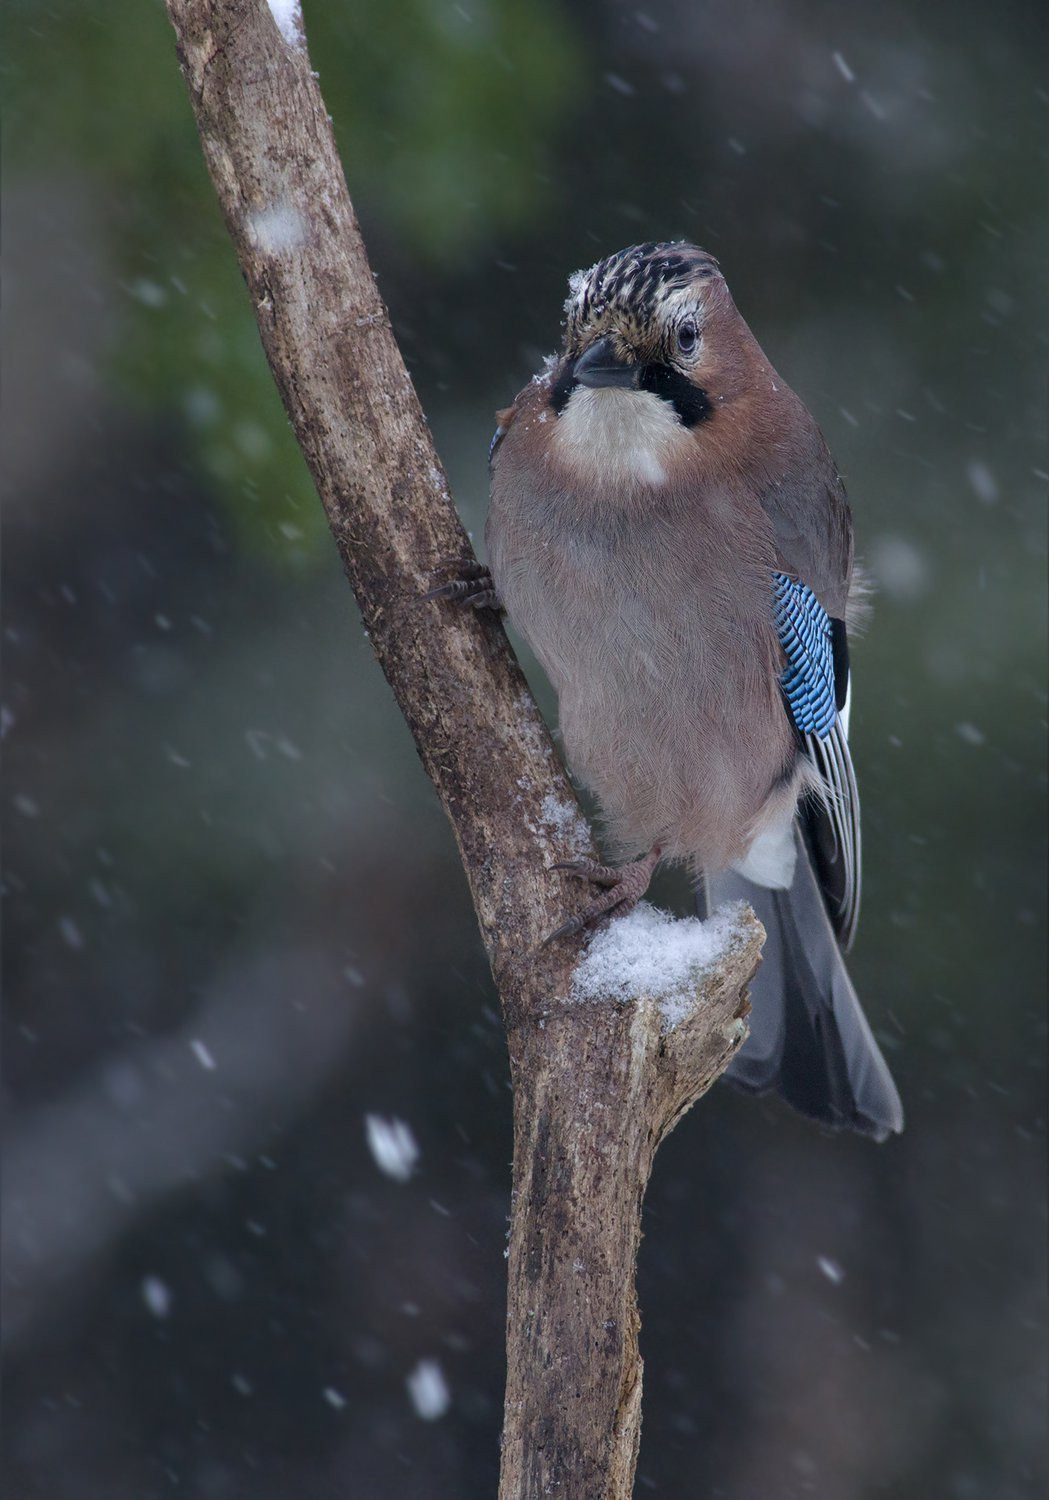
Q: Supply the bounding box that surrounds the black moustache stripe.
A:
[638,364,712,427]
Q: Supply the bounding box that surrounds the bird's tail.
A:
[702,825,903,1141]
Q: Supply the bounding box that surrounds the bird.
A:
[430,240,903,1141]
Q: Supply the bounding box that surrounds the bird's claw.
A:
[542,914,588,945]
[544,848,661,945]
[423,558,501,611]
[550,859,621,888]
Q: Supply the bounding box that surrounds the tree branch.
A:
[163,5,761,1494]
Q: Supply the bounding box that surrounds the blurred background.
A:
[3,1,1046,1495]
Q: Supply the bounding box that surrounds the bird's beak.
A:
[573,335,639,390]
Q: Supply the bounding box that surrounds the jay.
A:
[433,241,903,1140]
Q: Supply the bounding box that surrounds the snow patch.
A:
[246,201,307,255]
[539,791,590,853]
[572,901,750,1031]
[267,0,303,47]
[515,694,555,761]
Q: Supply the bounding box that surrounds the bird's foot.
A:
[545,846,661,944]
[424,557,502,611]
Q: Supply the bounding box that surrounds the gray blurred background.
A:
[3,1,1046,1496]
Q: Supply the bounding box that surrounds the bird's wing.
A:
[756,450,854,619]
[488,401,519,464]
[772,572,861,950]
[772,572,838,737]
[801,705,862,951]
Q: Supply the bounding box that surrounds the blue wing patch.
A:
[488,424,506,463]
[772,572,837,739]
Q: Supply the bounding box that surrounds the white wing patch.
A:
[804,709,862,951]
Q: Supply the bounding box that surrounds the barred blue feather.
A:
[772,572,836,739]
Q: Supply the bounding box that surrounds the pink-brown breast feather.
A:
[487,370,800,870]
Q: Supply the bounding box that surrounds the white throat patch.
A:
[550,386,688,490]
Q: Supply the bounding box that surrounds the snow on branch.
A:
[574,899,753,1030]
[265,0,302,48]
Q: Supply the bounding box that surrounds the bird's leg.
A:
[424,557,502,611]
[545,845,662,943]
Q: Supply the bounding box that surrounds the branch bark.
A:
[163,5,762,1495]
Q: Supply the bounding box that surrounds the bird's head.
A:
[552,241,724,429]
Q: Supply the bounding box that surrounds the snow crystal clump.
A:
[571,901,749,1031]
[966,459,999,505]
[141,1276,172,1319]
[406,1358,450,1421]
[365,1114,419,1182]
[817,1255,845,1285]
[565,267,590,310]
[190,1038,216,1071]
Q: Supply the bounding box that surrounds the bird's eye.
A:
[676,318,698,356]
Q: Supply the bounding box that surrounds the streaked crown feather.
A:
[564,241,719,350]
